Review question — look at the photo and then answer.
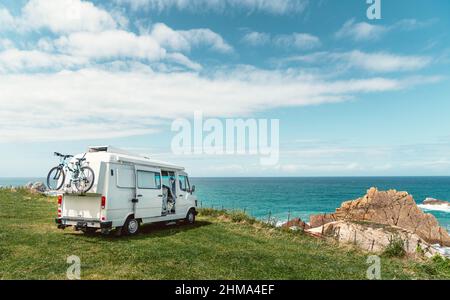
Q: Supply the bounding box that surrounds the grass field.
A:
[1,189,449,280]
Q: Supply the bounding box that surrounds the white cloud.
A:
[241,32,271,46]
[0,7,15,30]
[1,0,119,34]
[0,48,88,72]
[242,31,320,50]
[343,51,431,72]
[274,33,321,50]
[23,0,118,33]
[335,19,387,41]
[151,23,233,53]
[114,0,309,15]
[43,23,230,70]
[0,67,438,142]
[335,18,435,42]
[0,23,231,73]
[54,30,166,61]
[180,28,233,54]
[0,38,14,50]
[284,50,432,73]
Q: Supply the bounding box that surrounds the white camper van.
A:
[55,146,198,236]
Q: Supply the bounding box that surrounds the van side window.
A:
[179,175,190,191]
[137,171,161,189]
[117,168,136,188]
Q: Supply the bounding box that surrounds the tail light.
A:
[101,196,106,209]
[57,195,62,218]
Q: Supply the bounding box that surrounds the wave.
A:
[431,245,450,257]
[418,204,450,213]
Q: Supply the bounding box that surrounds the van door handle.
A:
[158,195,163,197]
[179,194,183,197]
[137,194,142,197]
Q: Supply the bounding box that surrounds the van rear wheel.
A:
[123,217,140,235]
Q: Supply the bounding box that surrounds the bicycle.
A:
[46,152,95,193]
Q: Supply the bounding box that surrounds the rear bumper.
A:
[55,218,112,230]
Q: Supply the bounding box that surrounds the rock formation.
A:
[306,220,441,257]
[282,218,310,230]
[423,198,450,206]
[30,182,47,194]
[309,187,450,247]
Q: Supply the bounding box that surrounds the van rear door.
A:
[62,194,102,220]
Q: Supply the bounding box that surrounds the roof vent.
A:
[88,146,109,153]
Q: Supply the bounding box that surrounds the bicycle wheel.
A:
[74,166,95,193]
[47,167,65,190]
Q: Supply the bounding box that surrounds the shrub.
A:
[383,235,406,258]
[416,244,425,256]
[229,210,256,224]
[198,208,227,217]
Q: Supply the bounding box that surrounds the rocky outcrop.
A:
[282,218,310,230]
[310,214,338,228]
[30,182,47,194]
[306,220,441,257]
[423,198,450,206]
[309,188,450,247]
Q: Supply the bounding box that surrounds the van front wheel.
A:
[123,217,140,235]
[186,209,196,225]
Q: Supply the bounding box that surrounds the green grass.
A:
[0,189,449,280]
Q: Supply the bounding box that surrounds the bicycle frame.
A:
[58,154,88,187]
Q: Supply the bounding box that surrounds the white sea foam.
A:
[418,204,450,213]
[431,245,450,257]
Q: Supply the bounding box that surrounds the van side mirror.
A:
[190,185,196,194]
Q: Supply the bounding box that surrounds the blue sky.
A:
[0,0,449,177]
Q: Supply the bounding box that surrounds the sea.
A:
[2,177,450,232]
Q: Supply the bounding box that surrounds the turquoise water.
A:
[2,177,449,230]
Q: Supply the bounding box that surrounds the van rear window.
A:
[137,171,161,189]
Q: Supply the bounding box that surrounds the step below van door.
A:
[134,167,162,219]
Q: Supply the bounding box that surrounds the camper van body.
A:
[55,146,198,235]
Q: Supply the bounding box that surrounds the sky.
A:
[0,0,449,177]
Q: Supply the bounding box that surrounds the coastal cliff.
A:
[309,188,450,254]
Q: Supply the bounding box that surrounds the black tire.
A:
[47,166,65,190]
[123,217,140,236]
[74,166,95,193]
[186,209,196,225]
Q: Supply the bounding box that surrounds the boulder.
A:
[309,214,337,228]
[306,220,441,257]
[423,198,450,206]
[30,182,47,193]
[309,187,450,247]
[282,218,310,230]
